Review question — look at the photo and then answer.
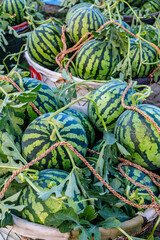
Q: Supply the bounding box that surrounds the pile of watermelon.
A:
[0,0,160,239]
[26,2,159,81]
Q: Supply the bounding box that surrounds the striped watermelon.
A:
[63,108,96,148]
[141,0,160,13]
[123,6,141,16]
[124,38,157,79]
[87,80,136,132]
[27,23,63,69]
[67,7,106,44]
[1,0,26,25]
[11,77,58,130]
[122,166,159,204]
[114,104,160,170]
[125,0,148,7]
[19,169,87,225]
[76,39,121,80]
[21,112,88,171]
[65,3,94,24]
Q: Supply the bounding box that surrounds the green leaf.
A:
[54,207,80,226]
[99,217,121,229]
[65,171,80,198]
[103,131,117,145]
[79,206,98,222]
[2,132,27,164]
[116,142,131,156]
[1,212,13,227]
[98,206,130,222]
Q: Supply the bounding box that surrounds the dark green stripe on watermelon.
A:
[21,112,88,171]
[87,80,136,131]
[63,108,96,148]
[114,104,160,170]
[27,23,63,69]
[1,0,26,25]
[76,39,121,80]
[19,169,88,225]
[67,7,106,44]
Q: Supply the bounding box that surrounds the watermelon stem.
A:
[131,84,152,106]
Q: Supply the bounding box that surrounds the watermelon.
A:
[125,0,148,7]
[123,6,141,16]
[19,169,88,225]
[27,22,63,69]
[9,77,58,130]
[65,3,95,24]
[67,7,106,44]
[141,0,160,13]
[62,108,96,148]
[124,38,158,79]
[114,104,160,170]
[21,112,88,171]
[1,0,26,25]
[76,39,121,80]
[122,165,159,204]
[87,79,136,132]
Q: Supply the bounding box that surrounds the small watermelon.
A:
[122,165,159,204]
[114,104,160,170]
[21,112,88,171]
[19,169,88,225]
[67,6,106,43]
[63,108,96,148]
[87,79,136,132]
[27,22,63,69]
[76,39,121,80]
[1,0,26,25]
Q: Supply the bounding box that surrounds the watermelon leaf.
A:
[0,212,13,227]
[79,205,98,222]
[65,171,80,198]
[103,131,117,145]
[98,217,121,228]
[98,206,130,222]
[116,142,131,156]
[2,132,27,164]
[0,192,25,227]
